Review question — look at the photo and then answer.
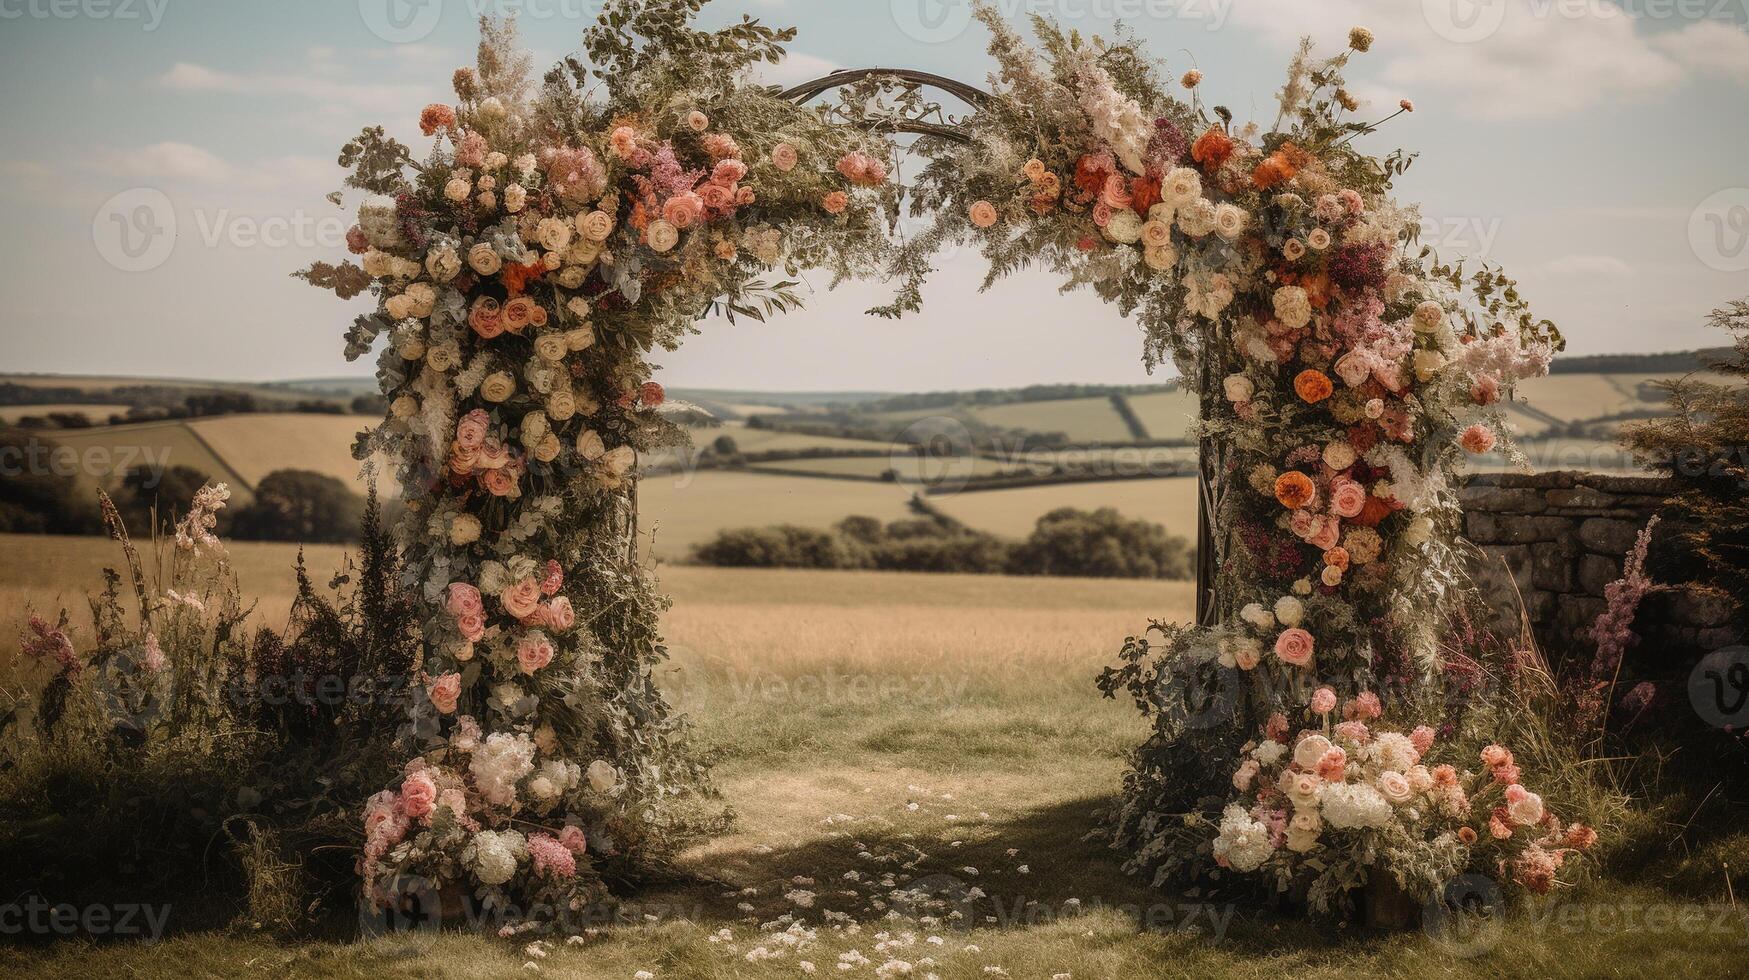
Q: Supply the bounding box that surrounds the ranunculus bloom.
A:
[969,200,999,228]
[1274,471,1317,510]
[1459,423,1497,454]
[469,297,504,339]
[822,191,849,215]
[662,192,706,229]
[1480,744,1514,770]
[1274,627,1315,666]
[1294,369,1334,404]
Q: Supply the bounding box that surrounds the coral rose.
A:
[1329,480,1368,518]
[1459,423,1497,454]
[516,632,555,675]
[501,577,543,619]
[969,200,999,228]
[428,673,461,715]
[822,191,849,215]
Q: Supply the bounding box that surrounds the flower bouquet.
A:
[1209,689,1596,918]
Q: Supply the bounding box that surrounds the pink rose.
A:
[736,186,756,206]
[502,577,543,619]
[557,825,587,854]
[545,597,576,632]
[540,559,564,596]
[516,633,555,675]
[456,410,491,450]
[1310,687,1337,716]
[456,612,485,643]
[771,142,798,172]
[1100,174,1133,210]
[447,582,484,618]
[1310,517,1342,552]
[1334,350,1373,388]
[400,771,438,818]
[1274,628,1315,667]
[1289,509,1317,539]
[662,192,706,229]
[1480,744,1513,769]
[1346,691,1382,721]
[428,673,462,714]
[712,159,748,185]
[1329,481,1368,519]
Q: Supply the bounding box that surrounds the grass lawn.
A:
[3,543,1743,977]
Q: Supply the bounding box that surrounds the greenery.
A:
[693,504,1193,579]
[0,491,416,933]
[0,430,102,535]
[228,470,366,545]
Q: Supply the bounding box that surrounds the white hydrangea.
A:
[1369,732,1419,773]
[468,829,527,885]
[1252,740,1287,766]
[469,732,536,807]
[1212,805,1275,872]
[1320,783,1394,830]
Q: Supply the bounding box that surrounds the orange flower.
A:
[1275,471,1316,510]
[1251,152,1296,190]
[1354,495,1396,528]
[1294,370,1335,404]
[1074,153,1112,196]
[1191,127,1234,170]
[1129,175,1162,215]
[1324,547,1351,571]
[500,261,546,298]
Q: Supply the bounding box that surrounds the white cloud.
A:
[754,51,843,90]
[1652,21,1749,83]
[1226,0,1695,120]
[157,59,432,114]
[1543,254,1636,278]
[115,141,236,183]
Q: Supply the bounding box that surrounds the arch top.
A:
[779,68,992,143]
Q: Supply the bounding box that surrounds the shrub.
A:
[228,469,365,543]
[0,430,102,534]
[1622,298,1749,623]
[692,524,861,569]
[1010,506,1194,579]
[114,463,214,536]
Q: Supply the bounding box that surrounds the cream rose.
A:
[576,429,606,461]
[480,371,516,403]
[468,242,502,276]
[577,210,616,243]
[535,217,573,253]
[546,388,577,421]
[1376,771,1416,806]
[1223,374,1254,403]
[534,332,569,362]
[646,219,679,253]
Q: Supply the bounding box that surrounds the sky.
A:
[1,0,1747,392]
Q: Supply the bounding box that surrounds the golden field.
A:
[6,532,1744,979]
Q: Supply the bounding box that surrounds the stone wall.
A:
[1459,471,1740,659]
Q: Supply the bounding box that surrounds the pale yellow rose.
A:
[534,333,569,362]
[546,388,577,421]
[577,211,615,243]
[468,242,502,276]
[480,371,516,403]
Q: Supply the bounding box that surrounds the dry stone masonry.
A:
[1461,471,1741,659]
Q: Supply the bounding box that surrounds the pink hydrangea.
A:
[527,832,577,879]
[557,825,587,854]
[1345,691,1382,721]
[1409,725,1436,755]
[1335,720,1371,744]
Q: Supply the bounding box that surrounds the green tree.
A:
[1009,506,1194,580]
[0,430,101,534]
[115,464,214,536]
[228,469,365,543]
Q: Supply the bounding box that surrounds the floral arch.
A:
[306,1,1569,924]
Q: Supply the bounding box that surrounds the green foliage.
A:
[1622,298,1749,621]
[228,469,365,544]
[0,429,102,534]
[691,506,1193,580]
